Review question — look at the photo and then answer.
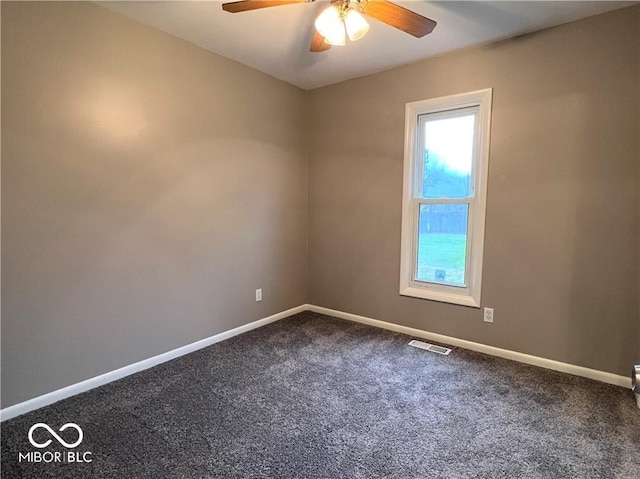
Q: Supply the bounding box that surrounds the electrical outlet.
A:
[484,307,494,323]
[255,289,262,302]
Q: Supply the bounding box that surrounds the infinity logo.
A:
[28,423,83,449]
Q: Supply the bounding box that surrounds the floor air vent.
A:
[408,340,451,355]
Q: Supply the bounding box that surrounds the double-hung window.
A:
[400,89,492,307]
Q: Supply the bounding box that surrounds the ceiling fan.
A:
[221,0,437,52]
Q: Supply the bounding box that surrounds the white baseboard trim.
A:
[307,304,632,389]
[3,303,631,421]
[0,305,307,422]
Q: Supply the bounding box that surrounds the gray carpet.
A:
[2,312,639,478]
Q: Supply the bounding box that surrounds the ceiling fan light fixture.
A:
[315,6,347,46]
[323,27,346,46]
[344,8,369,41]
[315,5,346,45]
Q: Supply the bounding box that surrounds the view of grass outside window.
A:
[417,204,468,286]
[416,114,474,287]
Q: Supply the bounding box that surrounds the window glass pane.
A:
[421,114,475,199]
[416,204,468,287]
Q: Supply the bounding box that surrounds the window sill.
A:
[400,286,480,308]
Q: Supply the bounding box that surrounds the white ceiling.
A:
[99,1,637,90]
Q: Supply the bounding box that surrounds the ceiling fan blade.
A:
[310,30,331,52]
[363,0,436,38]
[222,0,309,14]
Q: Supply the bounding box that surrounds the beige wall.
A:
[308,6,640,377]
[1,2,308,407]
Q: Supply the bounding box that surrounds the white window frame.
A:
[399,89,492,308]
